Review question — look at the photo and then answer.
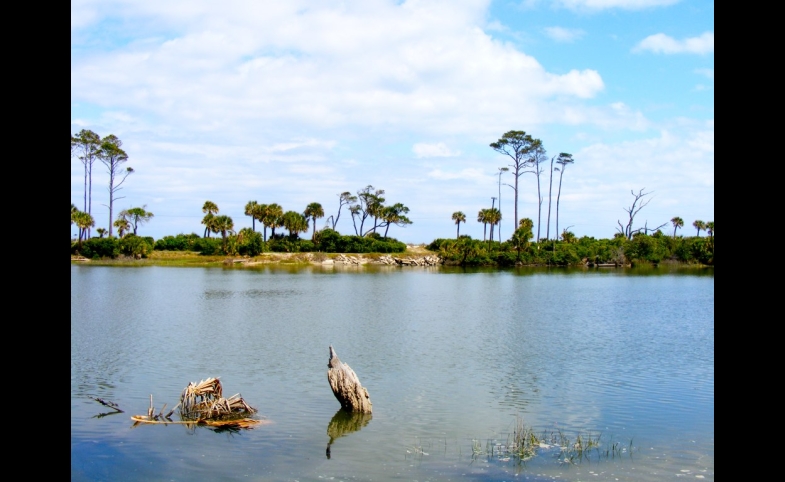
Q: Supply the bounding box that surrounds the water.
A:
[71,264,714,481]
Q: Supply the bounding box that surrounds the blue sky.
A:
[71,0,714,243]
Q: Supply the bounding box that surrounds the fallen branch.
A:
[90,396,124,413]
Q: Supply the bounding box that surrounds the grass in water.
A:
[470,415,636,466]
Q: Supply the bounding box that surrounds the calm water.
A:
[71,264,714,481]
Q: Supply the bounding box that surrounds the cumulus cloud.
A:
[413,142,461,158]
[634,32,714,54]
[71,0,607,142]
[544,26,585,43]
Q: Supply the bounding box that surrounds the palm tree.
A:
[561,229,576,244]
[477,209,489,241]
[554,153,574,239]
[510,221,533,261]
[451,211,466,239]
[380,203,412,237]
[114,217,130,238]
[262,203,284,238]
[245,201,259,232]
[706,221,714,237]
[213,215,234,251]
[253,203,268,240]
[119,206,154,235]
[201,201,219,237]
[486,208,501,245]
[282,211,308,240]
[96,228,107,238]
[693,220,706,236]
[304,202,325,241]
[670,216,684,238]
[73,211,95,247]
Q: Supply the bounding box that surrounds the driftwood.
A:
[131,377,262,429]
[327,346,372,413]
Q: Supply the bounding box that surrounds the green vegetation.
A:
[72,128,712,267]
[468,416,635,466]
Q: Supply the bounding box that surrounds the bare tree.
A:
[528,140,547,242]
[328,192,357,230]
[490,131,535,232]
[99,135,133,237]
[616,188,654,240]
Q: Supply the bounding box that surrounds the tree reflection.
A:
[325,409,372,459]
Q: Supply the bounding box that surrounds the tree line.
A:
[72,128,712,266]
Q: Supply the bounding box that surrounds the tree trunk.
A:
[327,346,372,413]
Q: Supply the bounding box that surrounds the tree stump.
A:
[326,346,372,413]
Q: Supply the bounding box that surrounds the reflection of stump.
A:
[326,408,373,459]
[327,346,372,413]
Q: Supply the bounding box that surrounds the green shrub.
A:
[73,237,120,259]
[155,233,201,251]
[237,230,265,256]
[193,237,223,255]
[119,234,154,258]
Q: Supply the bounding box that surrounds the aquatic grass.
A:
[467,416,636,467]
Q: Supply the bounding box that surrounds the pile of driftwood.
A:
[130,377,263,429]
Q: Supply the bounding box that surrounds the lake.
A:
[71,263,714,481]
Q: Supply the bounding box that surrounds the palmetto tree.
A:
[213,215,234,251]
[262,203,284,238]
[706,221,714,237]
[253,203,268,240]
[73,211,95,247]
[380,203,412,237]
[304,202,325,240]
[282,211,308,240]
[114,217,130,237]
[554,153,574,239]
[477,209,489,241]
[119,206,154,235]
[510,220,533,260]
[245,200,259,232]
[451,211,466,239]
[486,208,501,244]
[561,229,576,244]
[670,216,684,238]
[201,201,219,238]
[693,220,706,236]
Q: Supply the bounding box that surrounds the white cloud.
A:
[694,68,714,79]
[634,32,714,54]
[555,0,681,10]
[544,26,585,43]
[413,142,461,158]
[71,0,607,143]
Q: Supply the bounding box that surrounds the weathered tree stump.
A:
[326,346,372,413]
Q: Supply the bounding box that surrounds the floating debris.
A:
[131,377,266,429]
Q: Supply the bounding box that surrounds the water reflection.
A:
[325,409,373,459]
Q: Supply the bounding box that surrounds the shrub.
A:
[155,233,201,251]
[119,234,154,258]
[73,237,120,259]
[193,237,223,255]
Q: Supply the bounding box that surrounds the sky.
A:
[71,0,714,244]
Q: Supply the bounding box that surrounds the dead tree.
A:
[616,188,654,240]
[327,346,372,413]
